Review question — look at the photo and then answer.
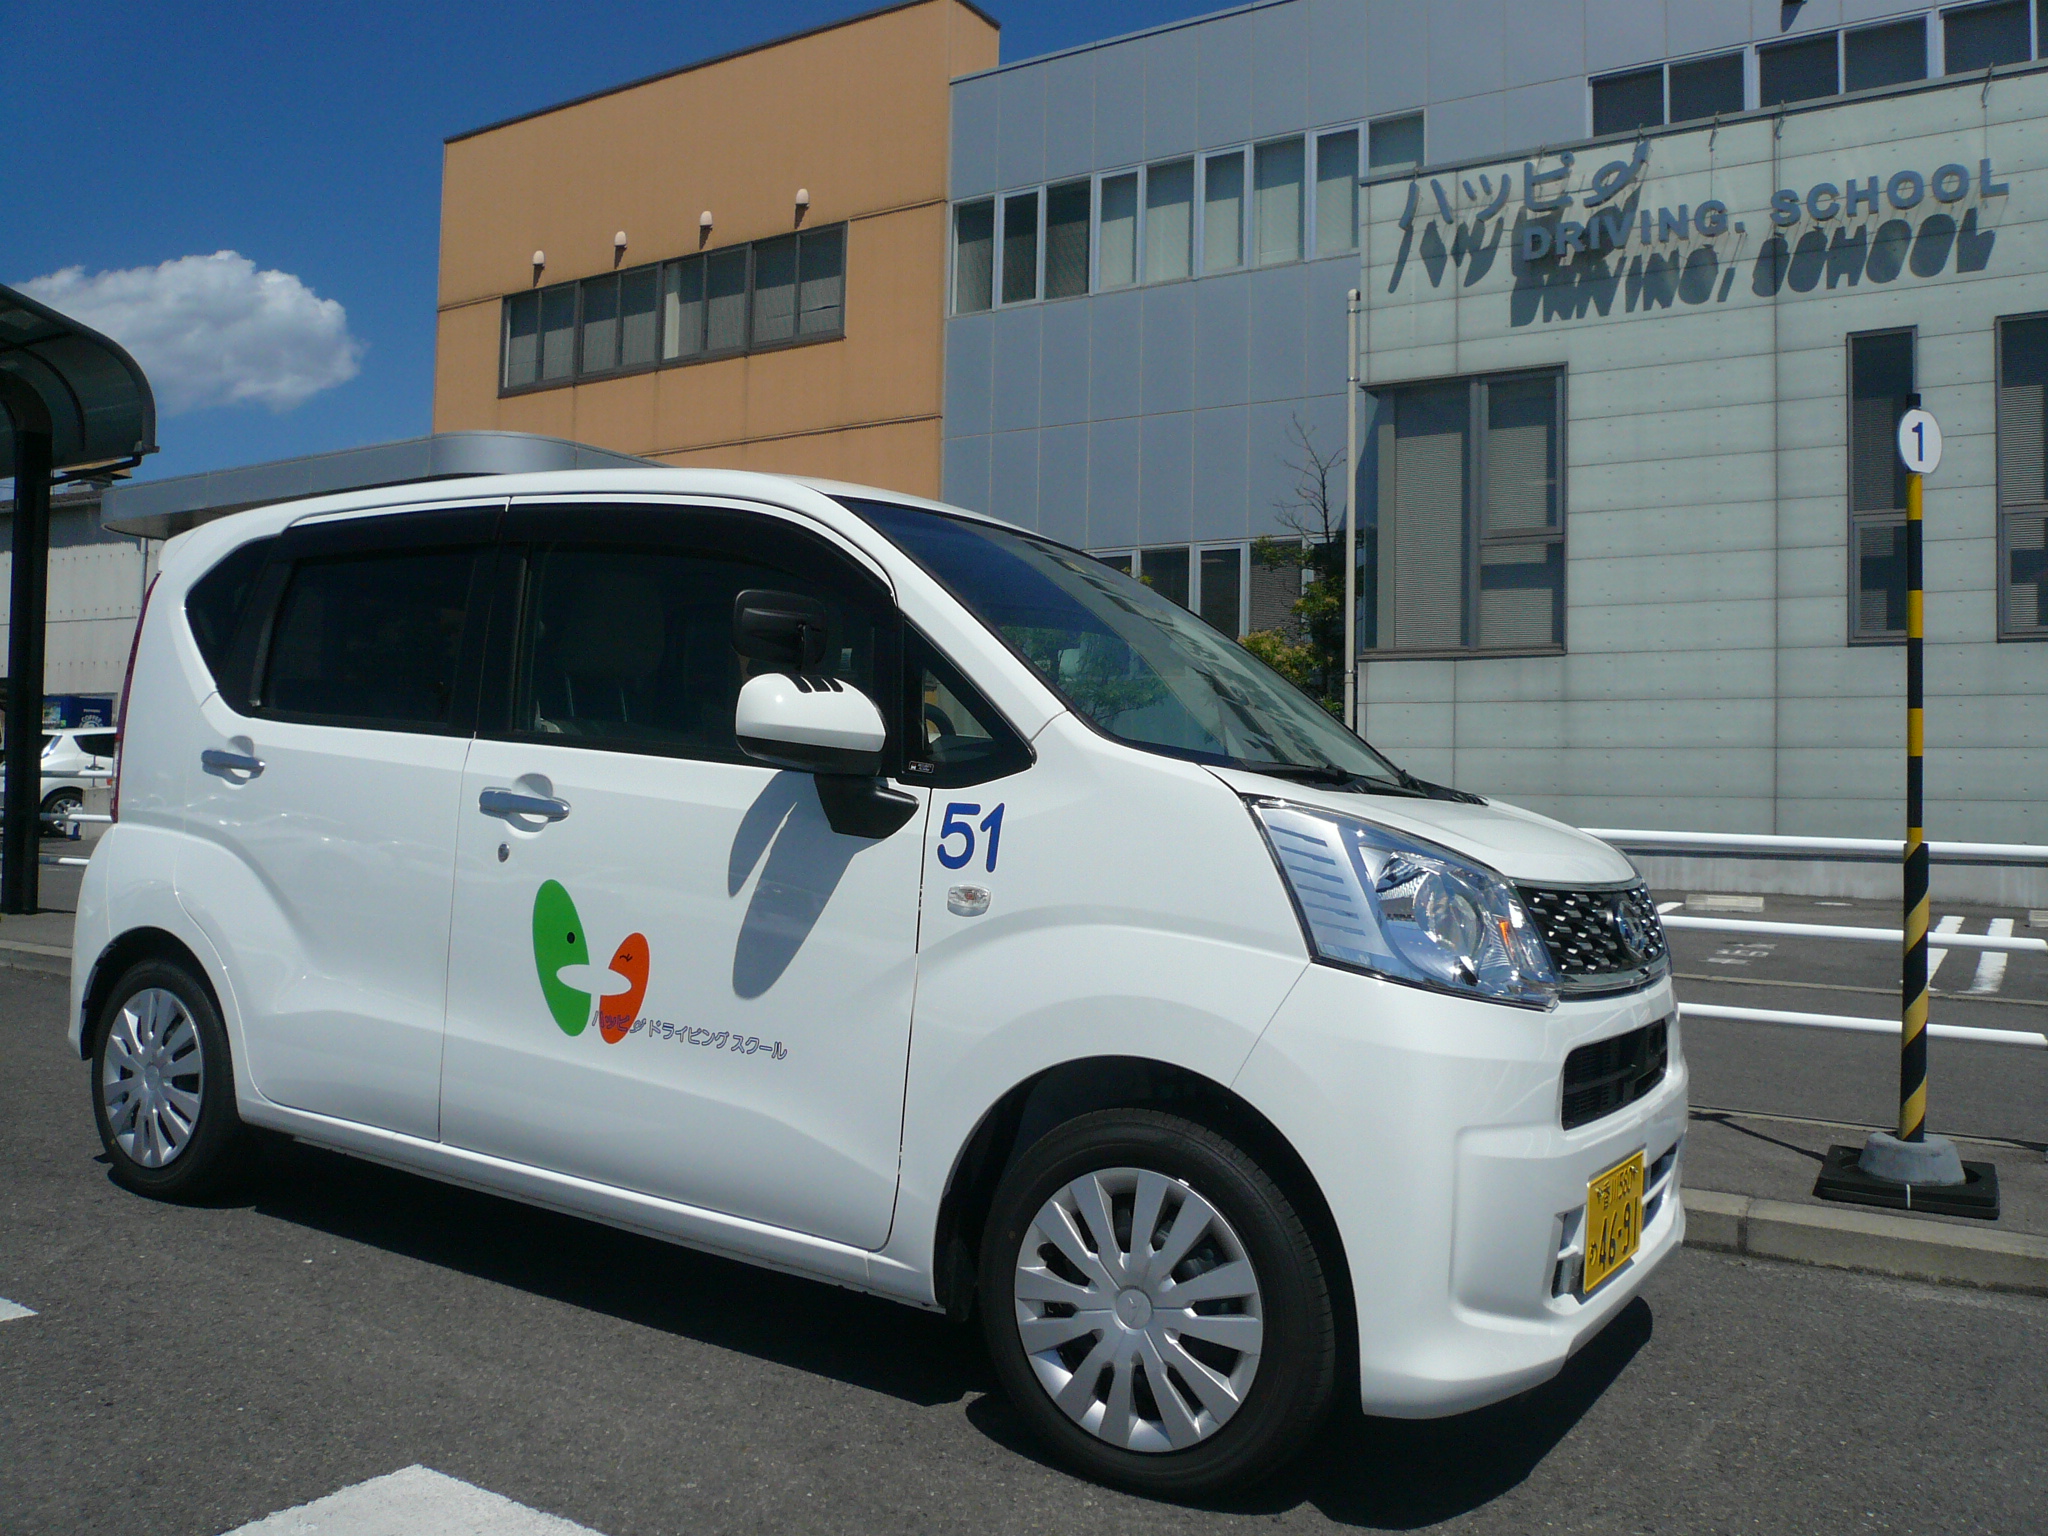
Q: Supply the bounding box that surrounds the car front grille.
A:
[1561,1019,1670,1130]
[1517,882,1669,995]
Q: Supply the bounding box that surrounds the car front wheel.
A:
[978,1109,1337,1498]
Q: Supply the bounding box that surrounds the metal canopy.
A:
[0,281,156,479]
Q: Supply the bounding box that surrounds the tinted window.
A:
[1945,0,2030,73]
[511,543,885,763]
[1845,19,1926,91]
[186,536,278,692]
[77,732,119,758]
[1759,34,1839,105]
[1592,67,1663,135]
[1669,52,1745,120]
[263,547,482,726]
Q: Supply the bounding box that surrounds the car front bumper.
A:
[1233,962,1688,1419]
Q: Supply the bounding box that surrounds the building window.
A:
[1145,158,1194,283]
[663,258,705,359]
[502,226,846,393]
[1044,179,1091,300]
[580,274,620,373]
[1367,113,1423,175]
[1364,369,1565,656]
[1945,0,2032,72]
[503,292,541,389]
[1001,190,1040,304]
[752,235,799,344]
[954,200,994,313]
[1997,315,2048,638]
[1848,330,1916,643]
[1846,18,1928,90]
[1592,66,1664,134]
[1759,32,1841,105]
[1099,172,1138,289]
[1198,546,1243,636]
[701,246,747,353]
[1091,544,1254,636]
[1253,137,1305,266]
[1315,129,1359,256]
[1203,150,1245,274]
[1669,52,1745,120]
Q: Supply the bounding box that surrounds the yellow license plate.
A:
[1582,1150,1646,1295]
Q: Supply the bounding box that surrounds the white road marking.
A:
[1657,901,1682,914]
[1967,918,2014,994]
[1926,914,1964,983]
[0,1296,35,1323]
[220,1465,607,1535]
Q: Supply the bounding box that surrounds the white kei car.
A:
[71,470,1685,1497]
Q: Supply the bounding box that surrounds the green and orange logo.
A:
[531,879,649,1044]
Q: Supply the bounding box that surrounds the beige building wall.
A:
[433,0,997,498]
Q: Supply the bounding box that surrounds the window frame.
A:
[1845,326,1919,648]
[498,224,848,397]
[1363,366,1569,660]
[1995,310,2048,641]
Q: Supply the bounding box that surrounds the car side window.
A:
[260,546,485,729]
[185,536,279,691]
[507,540,888,764]
[77,732,118,759]
[902,630,1032,788]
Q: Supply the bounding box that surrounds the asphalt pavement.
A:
[5,963,2046,1535]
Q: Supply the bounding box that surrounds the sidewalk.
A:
[1681,1108,2048,1295]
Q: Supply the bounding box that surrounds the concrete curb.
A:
[1684,1187,2048,1295]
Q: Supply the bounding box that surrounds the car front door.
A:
[437,499,926,1250]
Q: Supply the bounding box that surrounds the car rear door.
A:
[173,502,499,1141]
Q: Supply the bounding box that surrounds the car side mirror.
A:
[733,674,920,839]
[733,589,831,670]
[734,673,886,776]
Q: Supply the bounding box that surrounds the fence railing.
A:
[1584,827,2048,1054]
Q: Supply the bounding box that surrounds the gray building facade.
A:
[942,0,2048,854]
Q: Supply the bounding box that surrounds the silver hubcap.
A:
[1013,1167,1264,1453]
[101,988,203,1168]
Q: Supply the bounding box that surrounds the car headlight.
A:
[1249,798,1558,1010]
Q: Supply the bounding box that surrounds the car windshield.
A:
[846,499,1410,789]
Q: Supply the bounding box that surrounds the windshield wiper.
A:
[1234,761,1423,795]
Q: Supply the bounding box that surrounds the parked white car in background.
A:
[70,469,1685,1497]
[31,729,117,831]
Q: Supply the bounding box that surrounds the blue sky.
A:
[5,1,1224,484]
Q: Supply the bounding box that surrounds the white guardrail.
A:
[1584,827,2048,1052]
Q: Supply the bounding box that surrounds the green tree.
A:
[1243,415,1350,717]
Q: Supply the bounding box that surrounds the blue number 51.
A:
[938,801,1005,872]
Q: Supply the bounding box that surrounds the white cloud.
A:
[17,251,364,416]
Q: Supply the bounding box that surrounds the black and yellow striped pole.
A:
[1899,458,1930,1143]
[1818,402,1995,1215]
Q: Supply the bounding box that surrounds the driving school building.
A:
[943,4,2048,856]
[1353,72,2048,853]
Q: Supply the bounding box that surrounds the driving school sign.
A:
[1371,88,2022,325]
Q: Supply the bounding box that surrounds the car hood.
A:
[1205,767,1639,887]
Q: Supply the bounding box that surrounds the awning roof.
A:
[0,281,156,479]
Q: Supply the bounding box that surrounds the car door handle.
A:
[479,788,571,822]
[201,749,265,778]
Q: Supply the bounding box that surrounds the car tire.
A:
[978,1109,1336,1499]
[42,788,83,836]
[89,958,250,1200]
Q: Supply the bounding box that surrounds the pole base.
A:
[1859,1130,1964,1185]
[1814,1142,2000,1220]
